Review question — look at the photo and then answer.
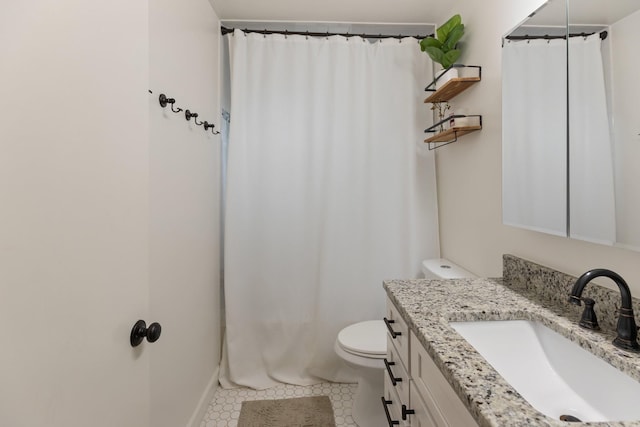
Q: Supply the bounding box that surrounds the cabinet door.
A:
[410,332,478,427]
[409,382,438,427]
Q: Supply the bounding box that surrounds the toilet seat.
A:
[337,320,386,358]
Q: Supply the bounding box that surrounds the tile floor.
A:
[199,382,358,427]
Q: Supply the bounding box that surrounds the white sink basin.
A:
[450,319,640,423]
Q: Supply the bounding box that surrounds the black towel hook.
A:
[159,94,183,113]
[185,109,203,125]
[203,121,220,135]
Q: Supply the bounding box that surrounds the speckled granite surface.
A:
[503,254,640,334]
[383,255,640,427]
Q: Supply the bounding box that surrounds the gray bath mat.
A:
[237,395,336,427]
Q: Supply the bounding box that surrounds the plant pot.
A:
[435,67,459,90]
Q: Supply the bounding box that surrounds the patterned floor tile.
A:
[199,382,358,427]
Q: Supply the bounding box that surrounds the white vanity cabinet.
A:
[383,299,411,426]
[383,298,478,427]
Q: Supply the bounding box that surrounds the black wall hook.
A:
[159,94,182,113]
[152,90,220,137]
[185,109,203,125]
[203,121,220,135]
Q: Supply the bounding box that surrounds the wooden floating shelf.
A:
[424,125,482,143]
[424,77,481,103]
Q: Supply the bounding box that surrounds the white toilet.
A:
[334,258,476,427]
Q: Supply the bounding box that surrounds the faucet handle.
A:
[578,298,600,330]
[568,294,582,305]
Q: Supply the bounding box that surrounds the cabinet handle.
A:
[381,397,400,426]
[384,358,403,386]
[402,404,415,420]
[384,317,402,339]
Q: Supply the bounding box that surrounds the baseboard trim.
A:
[186,365,219,427]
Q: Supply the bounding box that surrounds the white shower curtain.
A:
[221,30,439,389]
[502,38,568,236]
[502,35,615,243]
[568,34,615,245]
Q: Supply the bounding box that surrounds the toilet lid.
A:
[337,320,386,356]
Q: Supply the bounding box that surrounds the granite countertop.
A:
[383,277,640,427]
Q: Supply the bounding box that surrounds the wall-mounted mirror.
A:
[502,0,568,237]
[502,0,640,251]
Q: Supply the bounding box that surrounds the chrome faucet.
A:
[569,269,640,352]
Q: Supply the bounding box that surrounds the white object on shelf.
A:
[435,67,459,90]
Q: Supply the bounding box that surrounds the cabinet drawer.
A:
[385,336,410,406]
[383,370,410,427]
[385,298,409,370]
[410,331,478,427]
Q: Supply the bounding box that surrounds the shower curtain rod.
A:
[220,26,430,40]
[506,30,608,41]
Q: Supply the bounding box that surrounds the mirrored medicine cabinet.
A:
[502,0,640,252]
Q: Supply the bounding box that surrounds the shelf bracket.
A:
[424,64,482,92]
[423,115,483,150]
[427,135,459,150]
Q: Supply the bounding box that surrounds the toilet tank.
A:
[421,258,476,279]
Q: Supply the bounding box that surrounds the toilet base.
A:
[351,365,386,427]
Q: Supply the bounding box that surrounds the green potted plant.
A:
[420,14,465,89]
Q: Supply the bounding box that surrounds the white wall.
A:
[436,0,640,292]
[0,2,150,426]
[610,9,640,251]
[148,0,222,426]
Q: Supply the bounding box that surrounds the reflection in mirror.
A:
[502,0,640,252]
[568,0,640,250]
[502,0,568,236]
[568,25,614,245]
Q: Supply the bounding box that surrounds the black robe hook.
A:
[185,110,203,125]
[203,121,220,135]
[159,94,182,113]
